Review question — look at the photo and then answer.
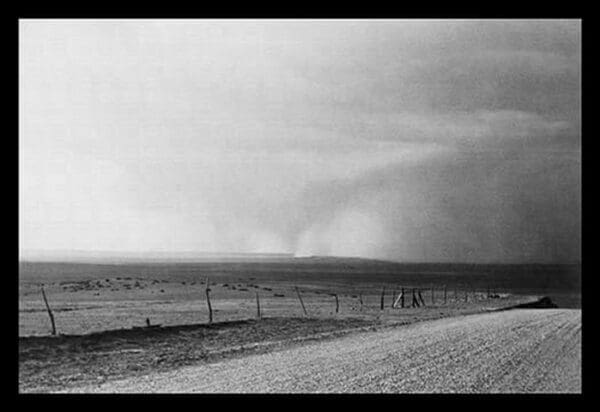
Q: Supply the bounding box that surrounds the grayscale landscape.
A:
[19,19,581,394]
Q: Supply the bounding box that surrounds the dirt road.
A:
[64,309,581,393]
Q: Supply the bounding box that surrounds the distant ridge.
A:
[19,249,581,266]
[19,249,296,263]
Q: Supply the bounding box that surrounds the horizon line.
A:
[18,249,581,266]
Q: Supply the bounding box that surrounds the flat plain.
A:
[64,309,581,393]
[18,257,581,393]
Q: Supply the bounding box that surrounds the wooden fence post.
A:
[359,293,363,311]
[401,287,405,308]
[205,278,213,324]
[418,289,426,306]
[411,288,419,307]
[333,294,339,314]
[40,285,56,336]
[431,285,435,305]
[392,288,403,309]
[256,292,261,320]
[380,286,385,310]
[295,286,308,316]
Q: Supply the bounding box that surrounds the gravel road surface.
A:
[64,309,581,393]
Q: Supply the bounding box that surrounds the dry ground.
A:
[19,260,580,336]
[19,274,539,336]
[63,309,581,394]
[19,295,536,393]
[19,260,580,393]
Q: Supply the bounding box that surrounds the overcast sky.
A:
[19,19,581,263]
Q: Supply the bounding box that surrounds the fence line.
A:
[30,281,500,335]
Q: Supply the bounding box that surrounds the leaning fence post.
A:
[256,292,261,320]
[205,278,213,324]
[40,285,56,336]
[418,289,426,306]
[295,286,308,316]
[380,286,385,310]
[392,288,403,308]
[333,294,339,314]
[359,293,363,311]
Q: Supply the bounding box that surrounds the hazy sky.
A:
[19,19,581,262]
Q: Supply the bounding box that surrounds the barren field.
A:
[19,259,581,393]
[19,295,538,392]
[19,260,580,336]
[63,309,581,394]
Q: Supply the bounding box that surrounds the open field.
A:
[60,309,581,393]
[19,296,542,392]
[19,258,580,393]
[19,258,581,336]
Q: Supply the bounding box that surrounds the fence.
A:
[31,279,506,336]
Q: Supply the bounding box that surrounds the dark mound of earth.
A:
[514,296,558,309]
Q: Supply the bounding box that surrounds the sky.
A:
[19,19,581,263]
